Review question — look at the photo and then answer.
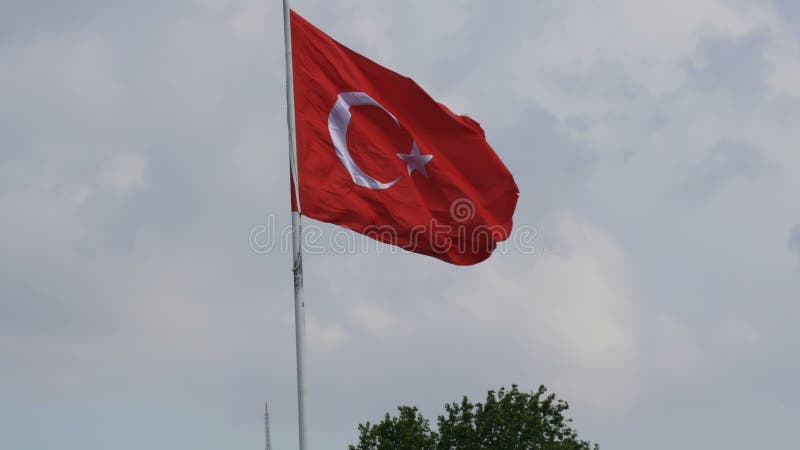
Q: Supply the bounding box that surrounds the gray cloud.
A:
[491,106,598,217]
[687,29,770,98]
[673,139,777,201]
[772,0,800,28]
[789,225,800,258]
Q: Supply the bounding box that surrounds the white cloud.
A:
[765,30,800,98]
[444,212,640,412]
[309,213,641,413]
[649,313,701,379]
[99,153,148,191]
[0,35,120,126]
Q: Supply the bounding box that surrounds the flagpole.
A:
[281,1,309,450]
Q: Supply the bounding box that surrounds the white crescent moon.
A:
[327,92,401,190]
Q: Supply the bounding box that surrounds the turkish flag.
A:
[291,11,518,265]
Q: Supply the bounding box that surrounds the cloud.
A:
[687,29,770,98]
[673,139,777,201]
[789,225,800,258]
[772,0,800,27]
[447,213,641,412]
[99,153,148,190]
[305,213,641,415]
[711,317,759,356]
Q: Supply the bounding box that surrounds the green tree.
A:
[349,406,438,450]
[350,386,598,450]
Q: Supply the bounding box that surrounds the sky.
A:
[1,0,799,449]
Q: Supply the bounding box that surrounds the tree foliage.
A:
[349,385,598,450]
[349,406,438,450]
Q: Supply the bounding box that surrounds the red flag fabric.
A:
[291,11,518,265]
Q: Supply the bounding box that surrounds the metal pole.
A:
[281,1,309,449]
[265,401,273,450]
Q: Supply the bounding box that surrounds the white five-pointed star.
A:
[397,142,434,177]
